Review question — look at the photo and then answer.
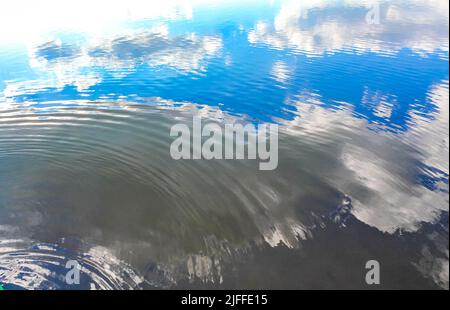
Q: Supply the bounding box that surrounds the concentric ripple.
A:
[0,97,447,289]
[0,235,144,290]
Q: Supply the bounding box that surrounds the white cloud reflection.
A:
[0,25,223,98]
[0,0,194,42]
[271,60,292,85]
[283,81,449,234]
[248,0,449,56]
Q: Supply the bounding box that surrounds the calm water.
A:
[0,0,448,289]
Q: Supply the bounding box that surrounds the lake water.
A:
[0,0,448,289]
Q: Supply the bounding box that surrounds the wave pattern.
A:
[0,0,448,290]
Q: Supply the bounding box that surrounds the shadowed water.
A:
[0,0,448,289]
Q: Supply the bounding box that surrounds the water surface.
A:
[0,0,448,289]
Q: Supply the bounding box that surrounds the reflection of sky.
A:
[0,0,448,133]
[0,0,449,289]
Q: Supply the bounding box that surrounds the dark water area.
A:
[0,0,448,289]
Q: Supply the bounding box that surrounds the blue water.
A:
[0,0,448,289]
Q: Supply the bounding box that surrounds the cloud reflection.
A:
[1,26,223,99]
[248,0,449,56]
[283,81,448,234]
[0,0,194,41]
